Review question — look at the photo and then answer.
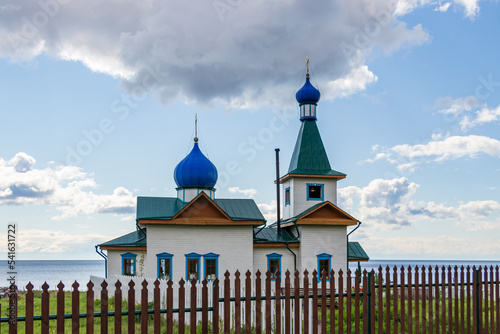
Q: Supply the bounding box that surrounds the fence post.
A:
[72,281,80,334]
[367,272,372,334]
[25,282,34,334]
[8,283,17,334]
[475,269,480,334]
[87,281,94,334]
[57,282,65,333]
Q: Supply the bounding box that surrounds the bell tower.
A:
[281,59,346,219]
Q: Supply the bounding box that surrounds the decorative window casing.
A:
[121,253,137,276]
[203,253,220,280]
[285,187,290,206]
[317,253,332,281]
[185,253,202,282]
[266,253,282,280]
[307,183,324,201]
[157,252,173,280]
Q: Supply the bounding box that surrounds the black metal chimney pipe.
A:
[275,148,281,235]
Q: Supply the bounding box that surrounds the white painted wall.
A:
[253,247,299,278]
[282,179,293,220]
[106,250,147,277]
[282,177,338,220]
[145,225,254,282]
[299,225,347,275]
[176,188,215,202]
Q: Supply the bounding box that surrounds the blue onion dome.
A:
[174,138,218,188]
[296,76,321,105]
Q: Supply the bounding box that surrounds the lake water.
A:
[0,260,105,290]
[1,259,498,290]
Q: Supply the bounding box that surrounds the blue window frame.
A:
[157,252,173,280]
[185,253,202,282]
[285,187,290,206]
[317,253,332,281]
[307,183,324,201]
[203,253,220,280]
[266,253,282,280]
[121,253,137,276]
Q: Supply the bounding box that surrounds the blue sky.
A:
[1,0,499,260]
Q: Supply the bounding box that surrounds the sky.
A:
[0,0,499,261]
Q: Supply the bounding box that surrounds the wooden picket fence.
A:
[2,265,499,333]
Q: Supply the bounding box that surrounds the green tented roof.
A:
[98,229,147,247]
[136,196,265,222]
[348,241,370,261]
[287,120,345,176]
[253,227,298,243]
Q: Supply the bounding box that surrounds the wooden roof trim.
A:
[348,258,369,262]
[299,201,358,222]
[171,192,232,221]
[138,219,261,226]
[253,242,300,248]
[296,219,357,226]
[279,173,346,183]
[100,246,147,251]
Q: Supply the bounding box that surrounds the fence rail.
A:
[1,265,499,333]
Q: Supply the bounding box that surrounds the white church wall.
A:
[106,250,147,277]
[299,225,347,274]
[145,225,254,282]
[282,179,293,220]
[291,177,338,217]
[252,247,299,277]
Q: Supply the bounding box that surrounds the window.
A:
[266,253,282,280]
[307,183,324,201]
[285,187,290,206]
[157,253,173,280]
[317,253,332,281]
[203,253,220,280]
[185,253,201,282]
[121,253,137,276]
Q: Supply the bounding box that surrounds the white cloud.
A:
[396,0,479,18]
[435,96,500,131]
[0,0,433,108]
[0,152,135,219]
[339,177,419,228]
[364,235,500,256]
[228,186,257,198]
[258,200,277,224]
[338,177,500,229]
[369,135,500,170]
[454,0,480,18]
[434,2,452,12]
[323,65,378,100]
[461,105,500,130]
[15,229,109,253]
[435,95,483,116]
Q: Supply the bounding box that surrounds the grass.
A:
[1,288,498,333]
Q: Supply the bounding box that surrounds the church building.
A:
[97,64,368,282]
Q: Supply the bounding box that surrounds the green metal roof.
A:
[137,197,186,219]
[215,199,265,221]
[136,196,265,222]
[99,229,147,247]
[287,120,345,176]
[253,227,298,243]
[348,241,370,261]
